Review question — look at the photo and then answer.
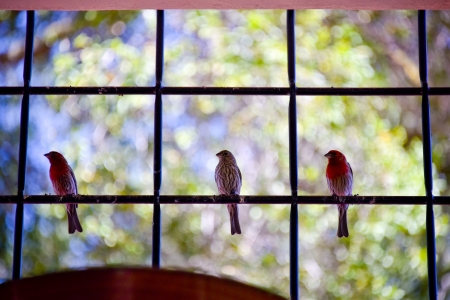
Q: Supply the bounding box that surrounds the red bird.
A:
[325,150,353,238]
[44,151,83,234]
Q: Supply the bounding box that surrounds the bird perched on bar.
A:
[44,151,83,234]
[215,150,242,235]
[324,150,353,238]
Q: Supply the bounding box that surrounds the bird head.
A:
[44,151,68,164]
[216,150,236,162]
[324,150,347,162]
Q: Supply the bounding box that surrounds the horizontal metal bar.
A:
[0,86,284,95]
[163,87,289,95]
[0,87,157,95]
[1,195,450,205]
[1,86,450,96]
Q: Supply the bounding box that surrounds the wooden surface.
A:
[1,0,450,10]
[0,267,286,300]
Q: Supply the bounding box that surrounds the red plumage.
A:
[325,150,353,238]
[45,151,83,234]
[215,150,242,235]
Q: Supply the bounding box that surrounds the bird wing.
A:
[238,167,242,182]
[347,161,353,196]
[69,166,78,195]
[237,166,242,194]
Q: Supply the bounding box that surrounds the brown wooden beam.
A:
[1,0,450,11]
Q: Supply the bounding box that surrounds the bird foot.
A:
[230,193,243,203]
[213,194,226,202]
[333,195,346,203]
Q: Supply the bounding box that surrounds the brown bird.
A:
[325,150,353,238]
[215,150,242,235]
[44,151,83,234]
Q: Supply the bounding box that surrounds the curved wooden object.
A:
[0,268,286,300]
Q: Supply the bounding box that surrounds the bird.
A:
[44,151,83,234]
[324,150,353,238]
[215,150,242,235]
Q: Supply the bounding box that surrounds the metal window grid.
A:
[0,9,449,300]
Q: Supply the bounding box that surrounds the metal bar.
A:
[152,9,164,269]
[0,87,157,95]
[418,10,438,300]
[2,195,450,205]
[12,10,35,280]
[286,10,299,300]
[2,86,450,96]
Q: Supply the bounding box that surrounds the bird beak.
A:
[324,152,331,158]
[216,153,220,157]
[44,153,49,158]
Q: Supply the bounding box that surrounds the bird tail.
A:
[337,204,349,238]
[227,204,241,235]
[67,204,83,234]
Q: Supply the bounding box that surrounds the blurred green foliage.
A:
[1,9,450,299]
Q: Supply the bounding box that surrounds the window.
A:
[0,9,449,299]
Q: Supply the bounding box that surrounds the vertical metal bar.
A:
[152,10,164,268]
[12,10,35,280]
[418,10,437,300]
[287,10,299,300]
